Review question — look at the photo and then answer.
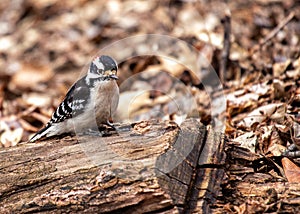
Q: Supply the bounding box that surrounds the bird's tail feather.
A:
[29,125,51,143]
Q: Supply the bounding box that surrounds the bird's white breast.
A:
[94,80,119,123]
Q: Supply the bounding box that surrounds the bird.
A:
[29,55,119,142]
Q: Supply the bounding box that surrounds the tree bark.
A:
[0,118,225,213]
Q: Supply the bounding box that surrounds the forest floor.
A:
[0,0,299,213]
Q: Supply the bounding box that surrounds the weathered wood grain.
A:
[0,118,225,213]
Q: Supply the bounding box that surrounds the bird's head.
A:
[88,55,118,81]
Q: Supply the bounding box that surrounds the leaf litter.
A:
[0,0,299,212]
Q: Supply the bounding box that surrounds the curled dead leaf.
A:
[282,157,300,183]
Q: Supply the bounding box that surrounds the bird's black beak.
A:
[109,74,118,80]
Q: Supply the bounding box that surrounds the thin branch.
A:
[220,9,231,85]
[251,12,295,54]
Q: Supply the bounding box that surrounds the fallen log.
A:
[0,118,225,213]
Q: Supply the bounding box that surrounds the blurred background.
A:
[0,0,299,146]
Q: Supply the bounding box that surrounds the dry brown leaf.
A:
[267,144,286,157]
[259,125,286,156]
[1,128,23,147]
[9,62,53,91]
[238,103,286,128]
[27,0,59,9]
[227,92,259,106]
[234,131,257,153]
[292,122,300,149]
[0,121,24,147]
[29,112,50,124]
[233,202,247,214]
[273,59,291,77]
[0,119,23,147]
[248,82,270,95]
[18,118,39,132]
[282,157,300,183]
[22,93,52,107]
[230,42,249,61]
[0,36,15,52]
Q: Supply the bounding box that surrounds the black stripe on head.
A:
[89,61,99,74]
[99,55,118,71]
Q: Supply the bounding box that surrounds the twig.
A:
[220,9,231,85]
[251,12,295,53]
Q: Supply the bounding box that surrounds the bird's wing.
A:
[49,76,90,124]
[29,77,90,142]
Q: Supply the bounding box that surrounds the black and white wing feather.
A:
[29,76,90,142]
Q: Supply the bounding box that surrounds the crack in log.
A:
[0,177,60,202]
[182,126,208,214]
[155,167,190,186]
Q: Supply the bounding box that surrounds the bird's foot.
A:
[99,123,118,136]
[81,124,118,137]
[103,121,116,130]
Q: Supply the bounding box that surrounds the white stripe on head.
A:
[87,69,100,78]
[93,58,104,70]
[86,68,101,84]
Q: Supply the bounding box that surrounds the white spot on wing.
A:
[61,102,65,113]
